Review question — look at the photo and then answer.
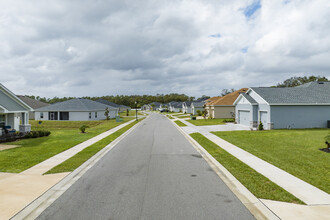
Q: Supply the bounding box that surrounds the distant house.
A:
[191,102,204,115]
[234,82,330,129]
[96,99,130,113]
[149,102,161,111]
[206,88,248,119]
[141,104,151,111]
[35,98,118,121]
[0,83,32,135]
[169,102,182,112]
[119,105,131,112]
[182,101,192,114]
[16,95,50,120]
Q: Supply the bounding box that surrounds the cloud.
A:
[0,0,329,98]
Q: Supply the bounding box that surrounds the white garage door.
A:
[238,110,250,126]
[260,111,268,128]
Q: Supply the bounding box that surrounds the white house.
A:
[35,98,118,121]
[169,102,182,112]
[0,83,32,136]
[182,101,192,114]
[234,82,330,129]
[191,102,204,115]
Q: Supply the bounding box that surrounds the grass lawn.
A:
[190,133,304,204]
[176,115,190,119]
[119,110,143,117]
[0,118,132,173]
[213,129,330,194]
[46,119,142,174]
[174,120,187,127]
[186,118,233,126]
[166,115,175,119]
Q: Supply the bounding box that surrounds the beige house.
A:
[206,88,248,119]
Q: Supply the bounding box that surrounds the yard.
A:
[119,110,143,117]
[213,129,330,194]
[0,118,132,173]
[186,118,233,126]
[174,120,187,127]
[190,133,303,204]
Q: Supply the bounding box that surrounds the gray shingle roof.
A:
[171,102,183,108]
[192,102,204,107]
[16,95,49,110]
[96,99,120,108]
[251,82,330,104]
[241,93,257,104]
[35,98,117,111]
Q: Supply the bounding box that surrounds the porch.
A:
[0,112,31,136]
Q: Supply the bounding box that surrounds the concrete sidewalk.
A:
[0,119,136,220]
[177,119,330,219]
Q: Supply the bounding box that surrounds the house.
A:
[96,99,120,112]
[35,98,118,121]
[141,104,151,111]
[149,102,161,111]
[169,102,182,112]
[0,83,32,135]
[191,102,204,115]
[16,95,50,120]
[206,88,248,119]
[160,103,168,111]
[234,82,330,129]
[119,105,131,112]
[182,101,192,114]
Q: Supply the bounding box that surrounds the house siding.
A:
[0,90,26,111]
[35,110,117,121]
[211,106,234,118]
[270,105,330,129]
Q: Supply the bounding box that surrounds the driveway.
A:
[36,113,254,220]
[181,122,250,134]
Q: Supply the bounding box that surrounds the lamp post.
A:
[135,101,138,121]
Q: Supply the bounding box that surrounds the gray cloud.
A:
[0,0,329,98]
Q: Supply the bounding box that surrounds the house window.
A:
[60,112,69,120]
[89,112,91,119]
[95,112,97,118]
[40,112,44,119]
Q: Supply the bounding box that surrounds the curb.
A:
[169,118,280,220]
[11,117,147,220]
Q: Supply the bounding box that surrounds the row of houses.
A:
[0,83,133,136]
[141,101,205,115]
[205,81,330,130]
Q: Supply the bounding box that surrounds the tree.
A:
[104,107,110,120]
[220,88,235,96]
[275,75,329,87]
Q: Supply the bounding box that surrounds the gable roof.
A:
[251,82,330,104]
[209,88,248,106]
[96,99,120,108]
[0,83,32,112]
[171,102,183,108]
[149,102,161,108]
[16,95,50,110]
[191,102,204,107]
[35,98,117,112]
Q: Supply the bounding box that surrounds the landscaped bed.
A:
[0,118,132,173]
[190,133,304,204]
[46,119,143,174]
[212,129,330,194]
[186,118,233,126]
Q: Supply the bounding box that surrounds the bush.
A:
[197,110,202,116]
[79,125,90,133]
[223,118,235,123]
[258,121,264,131]
[325,132,330,149]
[25,130,51,139]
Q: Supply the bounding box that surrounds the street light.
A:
[135,101,138,121]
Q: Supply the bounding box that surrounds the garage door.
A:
[238,110,250,126]
[260,111,268,128]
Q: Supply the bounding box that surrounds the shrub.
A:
[325,132,330,149]
[223,118,235,123]
[25,130,51,139]
[197,110,202,116]
[79,125,90,133]
[258,121,264,131]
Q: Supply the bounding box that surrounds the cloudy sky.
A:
[1,0,329,98]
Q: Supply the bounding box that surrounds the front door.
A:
[49,112,58,120]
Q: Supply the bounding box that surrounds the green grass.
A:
[176,115,190,118]
[174,120,187,127]
[213,129,330,194]
[190,133,304,204]
[0,118,132,173]
[166,115,175,119]
[186,118,232,126]
[119,110,143,117]
[46,119,142,174]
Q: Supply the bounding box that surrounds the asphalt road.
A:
[37,114,255,220]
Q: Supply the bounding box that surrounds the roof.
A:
[96,99,120,108]
[16,95,49,110]
[170,102,183,108]
[35,98,117,112]
[241,93,257,104]
[0,83,32,112]
[150,102,161,108]
[183,101,192,107]
[192,102,204,107]
[251,82,330,104]
[209,88,248,106]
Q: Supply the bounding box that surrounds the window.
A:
[40,112,44,119]
[89,112,91,119]
[95,112,97,118]
[60,112,69,120]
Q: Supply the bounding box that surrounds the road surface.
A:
[37,114,255,220]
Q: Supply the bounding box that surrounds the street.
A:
[37,114,254,220]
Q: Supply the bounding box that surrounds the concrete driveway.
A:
[181,122,250,134]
